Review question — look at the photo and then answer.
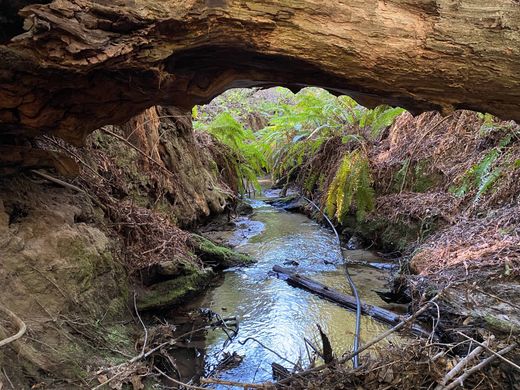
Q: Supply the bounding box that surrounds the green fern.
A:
[326,150,375,222]
[450,132,515,201]
[195,112,266,195]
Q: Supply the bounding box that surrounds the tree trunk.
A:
[1,0,520,145]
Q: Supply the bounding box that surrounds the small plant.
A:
[450,132,517,201]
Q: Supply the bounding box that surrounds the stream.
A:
[169,189,406,387]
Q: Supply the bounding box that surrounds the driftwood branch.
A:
[443,343,518,390]
[0,304,27,348]
[272,265,432,337]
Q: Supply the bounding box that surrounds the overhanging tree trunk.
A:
[1,0,520,146]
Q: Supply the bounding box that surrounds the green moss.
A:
[137,269,214,311]
[190,234,254,268]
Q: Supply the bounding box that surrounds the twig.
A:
[31,169,85,194]
[237,337,298,368]
[456,332,520,372]
[2,367,15,389]
[42,135,105,181]
[0,304,27,348]
[26,264,70,300]
[469,285,520,311]
[31,170,106,211]
[434,339,489,389]
[91,370,124,390]
[155,367,207,390]
[133,292,148,357]
[201,377,272,389]
[443,343,518,390]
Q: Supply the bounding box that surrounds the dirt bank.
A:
[0,106,251,388]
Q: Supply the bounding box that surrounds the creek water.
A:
[171,190,405,387]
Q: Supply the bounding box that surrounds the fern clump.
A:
[194,112,266,195]
[449,132,516,201]
[325,150,375,222]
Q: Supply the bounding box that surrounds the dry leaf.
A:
[131,375,144,390]
[97,374,109,384]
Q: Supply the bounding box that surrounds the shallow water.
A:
[174,192,405,386]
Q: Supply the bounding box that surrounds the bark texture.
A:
[1,0,520,145]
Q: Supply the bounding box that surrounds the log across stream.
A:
[168,189,415,386]
[272,265,431,338]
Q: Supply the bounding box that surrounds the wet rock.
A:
[283,260,300,267]
[236,201,254,216]
[266,195,306,212]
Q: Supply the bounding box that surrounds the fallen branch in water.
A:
[0,304,27,348]
[272,265,432,337]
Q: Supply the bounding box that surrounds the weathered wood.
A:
[1,0,520,147]
[272,265,432,337]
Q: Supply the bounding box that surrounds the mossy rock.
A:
[190,234,254,268]
[137,268,214,311]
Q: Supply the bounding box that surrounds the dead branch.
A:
[443,343,518,390]
[0,304,27,348]
[133,292,148,357]
[201,377,273,389]
[456,332,520,373]
[31,169,107,211]
[434,338,490,389]
[155,367,207,390]
[273,265,432,337]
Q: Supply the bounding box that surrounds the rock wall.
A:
[0,177,128,386]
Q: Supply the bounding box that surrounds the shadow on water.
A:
[167,189,407,387]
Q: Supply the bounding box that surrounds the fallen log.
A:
[272,265,432,338]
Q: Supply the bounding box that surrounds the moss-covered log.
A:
[190,234,254,268]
